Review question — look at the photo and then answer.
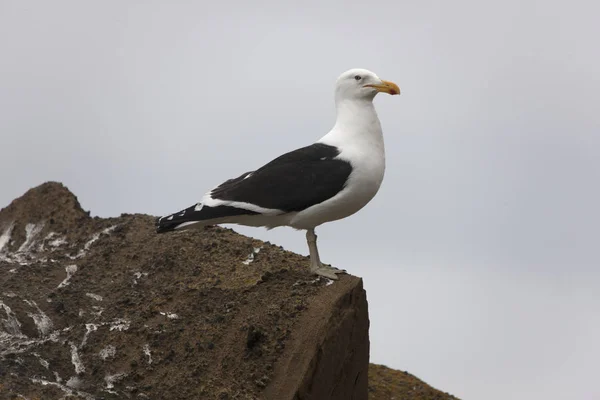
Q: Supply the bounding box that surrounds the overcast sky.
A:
[1,1,599,399]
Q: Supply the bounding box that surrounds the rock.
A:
[0,182,370,400]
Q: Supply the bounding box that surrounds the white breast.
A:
[289,114,386,230]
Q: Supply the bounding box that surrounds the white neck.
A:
[318,97,384,153]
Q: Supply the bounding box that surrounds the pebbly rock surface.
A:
[0,182,370,400]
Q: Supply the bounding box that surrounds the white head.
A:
[334,68,400,102]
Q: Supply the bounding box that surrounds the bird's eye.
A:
[354,75,362,81]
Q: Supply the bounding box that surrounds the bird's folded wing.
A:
[209,143,353,213]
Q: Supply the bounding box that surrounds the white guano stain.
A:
[90,306,104,317]
[99,345,116,360]
[17,223,45,253]
[159,311,179,320]
[80,323,98,348]
[143,344,152,364]
[39,232,63,252]
[73,225,118,259]
[66,376,84,389]
[109,318,130,331]
[85,293,103,301]
[70,343,85,374]
[0,222,14,252]
[23,299,53,336]
[48,235,67,248]
[105,372,127,389]
[242,246,262,265]
[0,222,47,265]
[0,323,70,357]
[0,300,22,335]
[34,352,50,369]
[133,271,148,285]
[57,265,78,289]
[0,333,36,356]
[30,378,94,400]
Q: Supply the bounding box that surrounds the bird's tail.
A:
[155,202,259,233]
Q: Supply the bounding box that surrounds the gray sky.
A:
[1,1,599,398]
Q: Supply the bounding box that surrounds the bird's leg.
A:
[306,228,346,280]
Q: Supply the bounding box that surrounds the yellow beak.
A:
[364,80,401,95]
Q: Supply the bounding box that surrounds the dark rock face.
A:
[265,278,370,400]
[0,182,370,400]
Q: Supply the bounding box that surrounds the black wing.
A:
[156,203,258,233]
[210,143,352,212]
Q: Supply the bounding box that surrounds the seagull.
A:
[156,68,400,279]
